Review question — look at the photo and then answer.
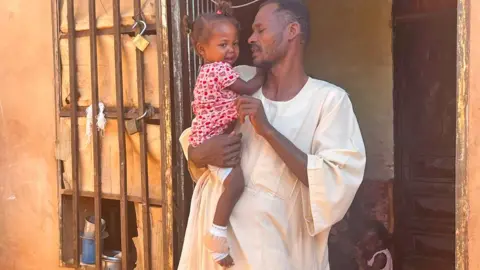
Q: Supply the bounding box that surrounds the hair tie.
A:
[216,10,222,15]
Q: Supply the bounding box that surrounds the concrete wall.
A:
[0,1,61,269]
[304,0,394,181]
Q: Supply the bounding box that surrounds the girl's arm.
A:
[228,68,265,95]
[355,252,387,270]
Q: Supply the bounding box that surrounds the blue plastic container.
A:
[81,237,97,264]
[81,236,106,265]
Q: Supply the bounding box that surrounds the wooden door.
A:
[393,1,457,269]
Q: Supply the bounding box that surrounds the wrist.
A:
[260,123,275,139]
[188,145,207,167]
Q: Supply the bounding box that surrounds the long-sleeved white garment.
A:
[178,65,366,270]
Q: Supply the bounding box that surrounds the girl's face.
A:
[197,21,239,65]
[359,230,381,256]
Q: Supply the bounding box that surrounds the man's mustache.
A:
[250,44,262,52]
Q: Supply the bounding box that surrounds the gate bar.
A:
[87,0,103,267]
[134,0,152,268]
[66,0,81,266]
[112,0,130,269]
[59,106,162,121]
[51,0,65,265]
[59,23,157,39]
[155,0,173,268]
[169,0,191,265]
[194,0,200,78]
[187,1,195,97]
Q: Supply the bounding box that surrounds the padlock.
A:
[125,119,141,135]
[132,35,149,52]
[132,20,149,52]
[125,109,150,135]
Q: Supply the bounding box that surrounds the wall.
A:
[0,1,61,269]
[304,0,394,181]
[467,0,480,268]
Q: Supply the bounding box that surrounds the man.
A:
[178,0,366,269]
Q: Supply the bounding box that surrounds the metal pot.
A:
[102,250,121,270]
[83,216,106,239]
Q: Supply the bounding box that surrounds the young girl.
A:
[184,1,265,267]
[355,220,394,270]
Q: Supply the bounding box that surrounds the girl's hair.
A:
[183,0,240,46]
[365,220,391,248]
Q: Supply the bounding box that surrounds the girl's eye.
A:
[233,42,239,46]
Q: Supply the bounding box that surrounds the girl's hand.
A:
[236,96,273,137]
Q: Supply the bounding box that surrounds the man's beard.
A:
[251,44,274,69]
[254,59,273,69]
[251,34,283,69]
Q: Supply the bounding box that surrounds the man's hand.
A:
[236,96,272,137]
[188,132,242,168]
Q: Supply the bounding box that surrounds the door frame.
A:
[455,0,469,269]
[168,0,471,269]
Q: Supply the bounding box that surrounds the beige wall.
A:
[0,1,61,269]
[467,0,480,268]
[304,0,394,181]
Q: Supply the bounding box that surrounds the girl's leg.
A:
[204,166,245,267]
[213,165,245,226]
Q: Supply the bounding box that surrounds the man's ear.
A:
[287,22,302,41]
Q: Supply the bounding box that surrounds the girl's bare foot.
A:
[218,254,234,268]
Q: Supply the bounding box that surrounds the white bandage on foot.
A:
[210,224,228,237]
[209,224,229,262]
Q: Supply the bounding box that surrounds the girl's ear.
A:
[196,43,206,58]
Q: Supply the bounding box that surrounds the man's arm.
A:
[187,133,243,168]
[237,92,366,235]
[262,128,309,186]
[236,96,309,185]
[179,129,243,182]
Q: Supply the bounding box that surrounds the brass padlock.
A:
[132,20,149,52]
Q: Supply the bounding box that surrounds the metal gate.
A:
[51,0,173,268]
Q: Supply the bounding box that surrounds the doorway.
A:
[392,1,457,269]
[174,0,457,269]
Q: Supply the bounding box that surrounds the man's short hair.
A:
[261,0,311,43]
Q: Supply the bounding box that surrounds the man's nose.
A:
[248,33,256,44]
